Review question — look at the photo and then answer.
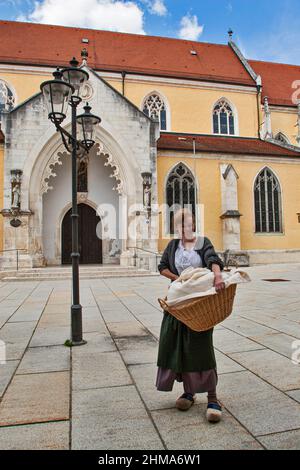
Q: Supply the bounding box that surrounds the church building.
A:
[0,20,300,270]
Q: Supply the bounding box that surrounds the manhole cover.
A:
[262,278,291,282]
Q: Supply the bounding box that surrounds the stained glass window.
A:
[213,99,235,135]
[143,94,167,130]
[275,132,289,145]
[254,167,282,233]
[166,164,196,234]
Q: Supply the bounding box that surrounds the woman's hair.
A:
[173,208,196,232]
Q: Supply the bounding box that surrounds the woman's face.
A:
[176,215,194,239]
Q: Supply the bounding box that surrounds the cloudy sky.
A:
[1,0,300,65]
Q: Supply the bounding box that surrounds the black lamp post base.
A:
[68,339,87,347]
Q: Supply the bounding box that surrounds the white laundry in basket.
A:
[166,266,251,307]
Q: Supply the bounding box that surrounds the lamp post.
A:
[40,58,101,346]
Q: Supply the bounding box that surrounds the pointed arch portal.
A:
[61,203,102,264]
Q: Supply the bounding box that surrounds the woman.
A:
[156,208,225,423]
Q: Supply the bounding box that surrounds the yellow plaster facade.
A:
[157,153,300,252]
[1,62,300,259]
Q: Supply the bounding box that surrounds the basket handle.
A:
[158,297,169,310]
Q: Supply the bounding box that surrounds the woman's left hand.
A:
[214,273,226,293]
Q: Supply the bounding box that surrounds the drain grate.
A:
[262,278,291,282]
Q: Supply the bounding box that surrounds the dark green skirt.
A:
[157,311,216,373]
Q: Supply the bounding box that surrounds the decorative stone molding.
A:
[0,209,32,217]
[81,81,94,101]
[220,210,242,218]
[95,143,124,194]
[40,142,125,196]
[40,151,65,195]
[77,192,88,203]
[222,163,238,180]
[267,137,300,153]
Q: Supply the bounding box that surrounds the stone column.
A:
[219,163,249,266]
[220,163,241,251]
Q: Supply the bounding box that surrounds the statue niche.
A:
[77,159,88,193]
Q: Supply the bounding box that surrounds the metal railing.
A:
[0,249,27,272]
[132,247,240,272]
[132,246,161,272]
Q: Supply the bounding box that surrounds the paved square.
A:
[0,263,300,449]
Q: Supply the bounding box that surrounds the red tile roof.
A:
[158,132,300,157]
[0,20,255,86]
[249,60,300,107]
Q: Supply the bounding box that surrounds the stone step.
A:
[1,269,159,281]
[2,267,138,274]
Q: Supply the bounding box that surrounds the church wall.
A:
[157,152,300,253]
[156,154,223,252]
[1,68,258,138]
[0,70,50,106]
[105,78,259,137]
[236,159,300,249]
[270,109,299,145]
[1,67,299,148]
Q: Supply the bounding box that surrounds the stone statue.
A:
[144,186,151,208]
[77,160,88,192]
[11,183,21,208]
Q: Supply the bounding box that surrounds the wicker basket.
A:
[158,283,237,332]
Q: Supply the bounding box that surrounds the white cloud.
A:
[145,0,167,16]
[179,14,204,41]
[18,0,146,34]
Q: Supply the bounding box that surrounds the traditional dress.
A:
[156,237,221,394]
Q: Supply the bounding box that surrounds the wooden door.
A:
[61,204,102,264]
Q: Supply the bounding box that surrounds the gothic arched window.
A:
[0,80,15,117]
[142,93,167,130]
[254,167,282,233]
[275,132,289,145]
[213,99,235,135]
[166,163,196,234]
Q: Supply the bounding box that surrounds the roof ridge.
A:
[249,58,300,69]
[160,131,261,141]
[0,19,229,48]
[158,133,300,157]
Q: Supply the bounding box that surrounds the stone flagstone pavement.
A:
[0,263,300,450]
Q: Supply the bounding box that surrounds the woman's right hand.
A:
[168,275,179,289]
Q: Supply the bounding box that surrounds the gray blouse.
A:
[174,239,203,275]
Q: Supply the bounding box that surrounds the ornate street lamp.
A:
[77,103,101,150]
[61,57,89,98]
[40,68,74,124]
[40,58,101,347]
